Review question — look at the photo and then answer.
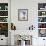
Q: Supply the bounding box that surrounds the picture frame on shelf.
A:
[18,9,28,21]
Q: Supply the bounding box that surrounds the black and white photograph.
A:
[18,9,28,21]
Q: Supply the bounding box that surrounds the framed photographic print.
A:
[18,9,28,21]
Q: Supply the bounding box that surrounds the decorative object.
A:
[39,29,46,37]
[15,35,32,46]
[11,23,16,30]
[38,17,46,22]
[42,12,45,15]
[29,25,35,30]
[5,6,8,10]
[38,3,46,10]
[0,23,8,37]
[18,9,28,21]
[0,17,8,22]
[21,40,25,46]
[0,11,8,16]
[38,23,46,28]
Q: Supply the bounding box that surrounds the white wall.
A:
[11,0,46,46]
[11,0,38,30]
[11,0,46,30]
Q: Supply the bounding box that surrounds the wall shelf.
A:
[0,10,8,11]
[38,10,46,11]
[0,3,8,37]
[38,3,46,37]
[38,16,46,17]
[38,28,46,29]
[38,22,46,23]
[0,22,8,23]
[0,16,8,17]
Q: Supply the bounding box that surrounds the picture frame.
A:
[18,9,28,21]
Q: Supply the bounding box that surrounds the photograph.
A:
[18,9,28,21]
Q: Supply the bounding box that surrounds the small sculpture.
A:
[29,25,35,30]
[11,23,16,30]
